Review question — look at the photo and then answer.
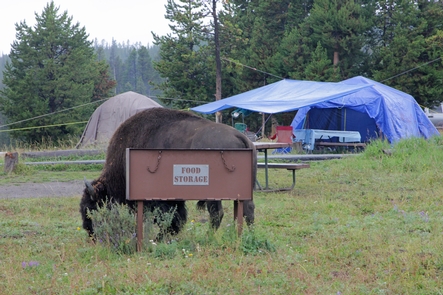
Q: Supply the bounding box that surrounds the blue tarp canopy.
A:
[191,79,371,114]
[191,76,439,143]
[291,76,439,143]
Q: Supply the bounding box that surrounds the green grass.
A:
[1,137,443,294]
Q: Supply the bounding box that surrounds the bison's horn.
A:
[84,177,96,200]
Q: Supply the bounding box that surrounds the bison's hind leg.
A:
[244,200,255,226]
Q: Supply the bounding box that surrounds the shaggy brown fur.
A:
[80,108,256,238]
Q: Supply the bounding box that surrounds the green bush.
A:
[88,201,138,254]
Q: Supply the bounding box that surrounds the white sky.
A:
[0,0,171,54]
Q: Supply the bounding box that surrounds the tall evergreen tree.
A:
[372,0,443,107]
[92,60,117,101]
[153,0,216,109]
[270,25,314,80]
[125,47,138,91]
[108,39,125,94]
[137,46,155,96]
[303,0,374,80]
[236,0,301,86]
[304,42,339,81]
[219,0,315,90]
[0,1,115,142]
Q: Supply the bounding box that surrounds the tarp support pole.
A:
[262,113,265,138]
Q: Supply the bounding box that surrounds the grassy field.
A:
[1,137,443,294]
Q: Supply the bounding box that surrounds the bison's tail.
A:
[196,201,206,211]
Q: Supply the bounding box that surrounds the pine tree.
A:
[153,0,216,110]
[242,0,298,85]
[108,39,125,94]
[270,26,312,80]
[0,1,115,143]
[137,46,155,96]
[223,0,315,88]
[304,42,339,81]
[125,48,138,91]
[92,60,117,101]
[372,0,443,107]
[303,0,374,80]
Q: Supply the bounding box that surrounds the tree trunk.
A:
[213,0,222,123]
[262,113,266,139]
[4,152,19,173]
[333,51,339,66]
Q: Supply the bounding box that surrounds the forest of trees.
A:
[0,2,116,144]
[1,0,443,145]
[92,39,163,99]
[0,41,162,146]
[152,0,443,110]
[0,43,161,100]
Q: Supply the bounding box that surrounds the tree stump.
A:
[4,152,19,173]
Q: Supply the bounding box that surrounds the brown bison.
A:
[80,107,256,238]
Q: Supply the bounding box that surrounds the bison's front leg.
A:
[169,201,187,234]
[79,195,96,237]
[152,201,187,241]
[205,201,224,229]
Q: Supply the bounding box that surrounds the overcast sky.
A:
[0,0,171,54]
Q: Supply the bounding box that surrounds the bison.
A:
[80,107,256,238]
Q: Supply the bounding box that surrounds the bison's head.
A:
[79,177,108,236]
[83,177,108,201]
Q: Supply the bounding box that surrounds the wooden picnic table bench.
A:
[256,162,310,191]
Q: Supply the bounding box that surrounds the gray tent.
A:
[76,91,162,148]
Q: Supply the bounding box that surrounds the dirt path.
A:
[0,180,84,199]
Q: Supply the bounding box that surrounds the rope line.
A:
[0,98,107,129]
[221,57,285,80]
[380,57,442,83]
[0,121,88,133]
[150,96,209,104]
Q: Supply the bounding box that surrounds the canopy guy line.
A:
[0,121,89,133]
[381,57,442,83]
[221,57,285,80]
[0,98,107,129]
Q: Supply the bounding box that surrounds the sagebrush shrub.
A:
[88,200,137,254]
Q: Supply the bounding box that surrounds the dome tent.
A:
[76,91,162,148]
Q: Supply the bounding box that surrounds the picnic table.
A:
[293,129,362,151]
[253,142,309,191]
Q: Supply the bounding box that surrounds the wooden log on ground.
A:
[4,152,19,173]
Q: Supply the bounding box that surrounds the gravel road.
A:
[0,180,84,199]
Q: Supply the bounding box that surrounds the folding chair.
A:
[272,126,294,154]
[234,122,247,133]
